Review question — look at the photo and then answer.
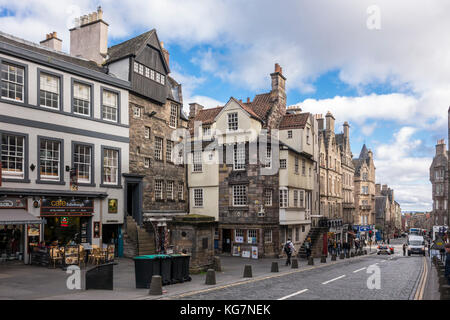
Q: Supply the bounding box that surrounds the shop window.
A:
[235,229,244,243]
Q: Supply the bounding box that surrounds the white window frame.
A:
[280,188,288,208]
[166,181,174,200]
[1,62,25,102]
[133,106,142,118]
[102,89,118,122]
[264,229,272,243]
[178,183,184,201]
[74,144,91,183]
[144,158,150,168]
[103,148,119,185]
[193,152,203,172]
[155,180,164,200]
[39,72,59,109]
[228,112,238,131]
[280,159,287,169]
[166,140,173,163]
[169,104,178,128]
[145,127,150,139]
[299,190,305,208]
[155,137,163,161]
[1,134,25,179]
[193,188,203,207]
[39,139,60,181]
[73,82,91,116]
[233,185,248,207]
[264,189,273,206]
[233,144,245,171]
[293,190,299,207]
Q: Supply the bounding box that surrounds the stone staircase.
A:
[297,226,329,259]
[123,216,156,257]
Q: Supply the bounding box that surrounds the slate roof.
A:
[107,30,155,63]
[0,32,106,73]
[279,112,310,129]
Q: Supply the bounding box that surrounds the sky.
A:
[0,0,448,212]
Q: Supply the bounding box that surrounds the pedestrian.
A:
[402,243,406,256]
[284,238,295,266]
[11,225,21,254]
[337,242,341,255]
[445,243,450,285]
[304,237,312,259]
[343,241,348,255]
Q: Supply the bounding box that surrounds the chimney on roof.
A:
[376,184,381,195]
[69,6,109,65]
[316,114,324,130]
[287,105,302,114]
[189,103,204,119]
[160,41,170,70]
[40,32,62,51]
[247,97,250,103]
[343,121,350,140]
[325,111,335,132]
[269,63,287,127]
[436,139,446,155]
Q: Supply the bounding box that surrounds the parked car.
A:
[377,245,391,255]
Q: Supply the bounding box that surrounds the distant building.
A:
[429,139,448,226]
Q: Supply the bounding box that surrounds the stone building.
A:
[317,112,345,241]
[70,8,189,255]
[375,184,401,239]
[429,139,448,226]
[187,64,318,258]
[353,145,376,227]
[336,122,355,226]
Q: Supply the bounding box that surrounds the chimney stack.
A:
[40,32,62,52]
[325,111,335,132]
[160,41,170,70]
[70,6,109,65]
[316,114,324,131]
[376,184,381,195]
[189,103,204,119]
[436,139,446,155]
[343,121,350,140]
[287,105,302,114]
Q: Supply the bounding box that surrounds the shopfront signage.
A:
[0,197,27,209]
[40,198,93,216]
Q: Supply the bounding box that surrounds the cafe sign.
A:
[0,197,27,209]
[40,198,93,217]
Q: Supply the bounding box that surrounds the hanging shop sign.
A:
[108,199,118,214]
[0,197,27,209]
[40,198,93,216]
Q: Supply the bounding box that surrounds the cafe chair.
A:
[78,245,86,269]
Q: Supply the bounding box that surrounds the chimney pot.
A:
[247,97,250,103]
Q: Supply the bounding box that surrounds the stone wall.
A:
[168,215,217,273]
[128,94,188,212]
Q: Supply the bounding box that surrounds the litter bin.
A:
[133,255,161,289]
[157,254,172,285]
[170,254,185,283]
[180,254,191,282]
[86,262,117,290]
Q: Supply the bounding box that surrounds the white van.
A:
[407,235,425,256]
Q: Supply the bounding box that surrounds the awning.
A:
[0,209,43,225]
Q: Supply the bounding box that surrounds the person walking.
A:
[304,237,312,259]
[402,243,407,256]
[445,243,450,285]
[284,238,295,266]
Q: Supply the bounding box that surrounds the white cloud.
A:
[361,122,377,136]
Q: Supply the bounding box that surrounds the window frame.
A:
[37,68,63,111]
[232,184,248,207]
[193,151,203,172]
[36,136,64,185]
[233,144,246,171]
[169,103,178,128]
[100,145,122,188]
[71,78,94,118]
[264,189,273,206]
[100,86,121,123]
[71,141,95,187]
[0,130,29,183]
[166,180,174,200]
[193,188,204,207]
[155,179,164,201]
[228,112,238,131]
[154,137,163,161]
[280,188,288,208]
[0,58,28,104]
[166,140,174,163]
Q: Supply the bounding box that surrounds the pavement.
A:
[0,238,433,300]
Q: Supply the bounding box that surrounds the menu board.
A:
[64,245,79,266]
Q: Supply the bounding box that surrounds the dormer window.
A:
[203,126,211,136]
[228,112,238,131]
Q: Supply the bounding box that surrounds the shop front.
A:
[40,198,93,246]
[0,197,43,263]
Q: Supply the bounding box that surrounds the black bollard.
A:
[149,275,163,295]
[321,255,327,263]
[340,253,345,259]
[308,257,314,265]
[331,254,337,261]
[271,261,279,272]
[291,259,299,269]
[243,265,253,278]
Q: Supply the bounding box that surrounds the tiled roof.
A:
[234,98,264,122]
[191,107,223,125]
[279,112,310,129]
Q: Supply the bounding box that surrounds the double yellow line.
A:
[414,256,428,300]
